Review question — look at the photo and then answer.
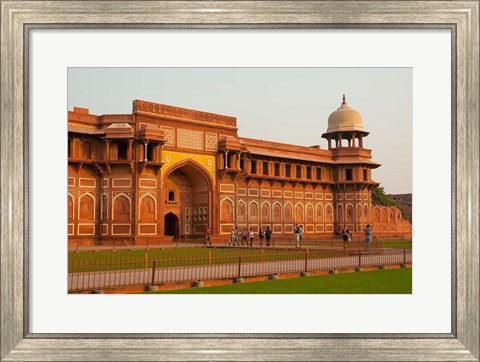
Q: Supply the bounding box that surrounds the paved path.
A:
[68,250,411,292]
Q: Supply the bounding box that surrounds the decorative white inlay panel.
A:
[294,191,304,199]
[261,189,271,197]
[177,128,203,150]
[205,133,218,150]
[160,126,175,146]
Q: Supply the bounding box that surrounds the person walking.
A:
[204,228,212,247]
[341,225,350,254]
[265,226,272,247]
[229,227,238,246]
[364,224,372,251]
[241,227,248,246]
[258,227,264,247]
[299,225,304,243]
[248,228,255,247]
[294,224,301,248]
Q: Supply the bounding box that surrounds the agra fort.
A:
[68,96,411,246]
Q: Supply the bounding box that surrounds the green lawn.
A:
[144,268,412,294]
[381,239,412,249]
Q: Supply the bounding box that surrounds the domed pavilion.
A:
[322,95,370,149]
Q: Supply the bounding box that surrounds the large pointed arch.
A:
[161,158,215,235]
[162,158,214,192]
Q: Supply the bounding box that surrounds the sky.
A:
[68,68,412,194]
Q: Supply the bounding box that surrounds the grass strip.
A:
[143,268,412,294]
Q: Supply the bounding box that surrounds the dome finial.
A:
[342,94,346,104]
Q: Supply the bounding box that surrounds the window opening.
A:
[250,160,257,174]
[147,143,156,162]
[118,142,128,160]
[263,162,269,176]
[285,164,291,178]
[274,163,280,177]
[346,169,353,181]
[296,165,302,178]
[83,141,92,159]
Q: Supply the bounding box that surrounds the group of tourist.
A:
[228,226,273,247]
[341,224,372,252]
[204,223,373,249]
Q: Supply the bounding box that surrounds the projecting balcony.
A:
[68,158,96,172]
[138,159,164,175]
[218,166,243,179]
[333,180,380,191]
[92,159,135,175]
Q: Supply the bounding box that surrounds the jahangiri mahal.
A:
[67,95,411,246]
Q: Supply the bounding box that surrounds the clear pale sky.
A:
[68,68,412,194]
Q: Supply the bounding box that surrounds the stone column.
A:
[105,139,110,161]
[128,139,133,161]
[219,153,224,169]
[144,140,149,161]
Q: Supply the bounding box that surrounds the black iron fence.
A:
[68,247,412,292]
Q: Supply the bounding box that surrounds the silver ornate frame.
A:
[1,1,479,361]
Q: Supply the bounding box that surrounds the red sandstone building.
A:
[68,96,411,246]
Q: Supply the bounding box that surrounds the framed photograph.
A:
[1,1,478,361]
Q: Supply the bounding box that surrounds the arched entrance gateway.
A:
[164,212,179,238]
[162,160,214,240]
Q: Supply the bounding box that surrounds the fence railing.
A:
[68,248,412,292]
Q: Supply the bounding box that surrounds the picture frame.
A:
[1,1,478,360]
